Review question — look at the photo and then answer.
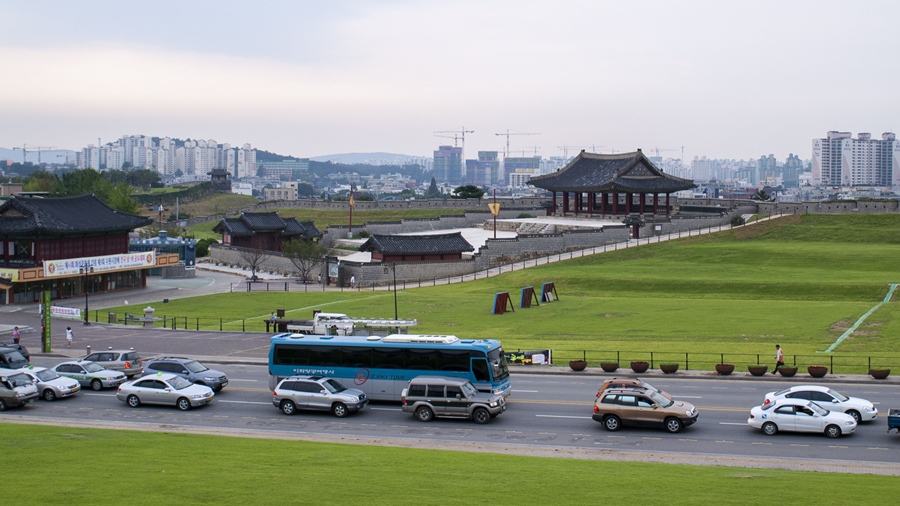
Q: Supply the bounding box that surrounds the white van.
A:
[0,367,39,410]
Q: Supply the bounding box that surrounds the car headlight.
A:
[192,394,207,399]
[845,420,856,425]
[864,406,876,412]
[489,401,498,407]
[203,377,217,381]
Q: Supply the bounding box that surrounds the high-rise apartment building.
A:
[433,145,463,185]
[812,131,900,187]
[465,151,500,186]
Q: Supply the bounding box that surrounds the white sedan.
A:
[763,385,877,423]
[748,398,856,438]
[116,373,214,411]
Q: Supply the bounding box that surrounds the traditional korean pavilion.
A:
[359,233,474,262]
[213,212,320,252]
[0,194,179,304]
[528,150,695,217]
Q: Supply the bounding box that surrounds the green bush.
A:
[730,215,746,227]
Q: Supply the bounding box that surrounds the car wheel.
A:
[91,379,103,391]
[0,399,6,411]
[762,422,778,436]
[824,424,842,438]
[845,410,861,423]
[473,407,490,424]
[177,397,191,411]
[332,402,348,418]
[664,417,683,433]
[43,389,57,401]
[127,395,141,408]
[603,415,621,431]
[280,399,296,415]
[415,406,434,422]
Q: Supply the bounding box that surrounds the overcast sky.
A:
[2,1,897,163]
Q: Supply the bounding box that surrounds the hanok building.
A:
[528,150,695,217]
[213,212,320,252]
[359,233,474,262]
[0,194,180,305]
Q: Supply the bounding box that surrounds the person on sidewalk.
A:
[773,344,784,374]
[66,327,73,348]
[12,326,20,345]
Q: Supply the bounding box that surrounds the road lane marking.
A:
[536,414,592,419]
[719,422,747,426]
[218,400,270,405]
[227,379,261,382]
[674,395,702,398]
[370,407,402,411]
[513,390,539,393]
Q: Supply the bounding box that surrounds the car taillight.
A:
[749,414,754,419]
[273,391,277,396]
[593,406,599,412]
[763,399,770,406]
[117,386,122,392]
[125,362,131,368]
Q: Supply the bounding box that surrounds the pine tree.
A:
[425,176,440,198]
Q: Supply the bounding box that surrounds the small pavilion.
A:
[359,233,474,262]
[528,150,695,217]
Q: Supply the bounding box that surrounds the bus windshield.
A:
[488,348,509,381]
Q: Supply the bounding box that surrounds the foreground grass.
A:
[3,424,896,506]
[109,215,900,370]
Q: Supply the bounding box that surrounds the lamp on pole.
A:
[384,264,398,320]
[79,266,94,325]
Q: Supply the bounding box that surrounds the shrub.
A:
[730,215,746,227]
[517,213,537,219]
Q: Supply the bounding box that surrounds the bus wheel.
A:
[415,406,434,422]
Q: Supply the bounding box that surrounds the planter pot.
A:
[660,364,679,374]
[869,369,890,380]
[600,362,619,373]
[569,360,587,372]
[715,364,735,376]
[747,365,768,376]
[630,361,650,373]
[807,366,828,378]
[778,367,798,377]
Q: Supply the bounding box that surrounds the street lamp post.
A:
[80,266,94,325]
[384,264,398,320]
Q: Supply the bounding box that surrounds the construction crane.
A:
[495,130,540,158]
[433,127,474,148]
[557,145,587,159]
[13,144,57,164]
[651,147,678,157]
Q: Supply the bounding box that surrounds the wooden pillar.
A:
[600,193,607,216]
[653,193,659,215]
[563,192,569,215]
[612,191,618,215]
[665,193,670,215]
[640,193,646,215]
[574,193,580,216]
[588,192,594,216]
[552,192,557,215]
[625,192,632,214]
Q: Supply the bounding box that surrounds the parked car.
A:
[0,367,39,410]
[143,357,228,392]
[0,346,29,369]
[117,373,214,411]
[596,378,673,401]
[593,388,698,433]
[272,376,367,417]
[763,385,877,423]
[52,361,127,390]
[401,376,505,424]
[0,341,30,363]
[84,349,143,377]
[749,398,856,438]
[19,366,81,401]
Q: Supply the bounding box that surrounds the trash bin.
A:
[108,312,116,324]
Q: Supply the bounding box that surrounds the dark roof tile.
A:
[359,233,474,256]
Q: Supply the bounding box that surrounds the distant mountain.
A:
[310,152,428,164]
[0,147,76,164]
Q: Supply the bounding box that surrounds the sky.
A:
[2,1,898,163]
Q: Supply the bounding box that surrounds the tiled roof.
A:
[212,213,321,238]
[528,150,695,193]
[359,233,474,256]
[0,193,152,237]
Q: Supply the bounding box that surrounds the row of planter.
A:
[568,360,892,379]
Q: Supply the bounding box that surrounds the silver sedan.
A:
[116,373,214,411]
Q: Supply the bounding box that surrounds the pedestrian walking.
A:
[350,275,355,288]
[66,326,74,348]
[317,274,321,284]
[773,344,784,374]
[12,326,20,345]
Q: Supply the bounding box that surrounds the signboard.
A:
[43,251,156,277]
[504,349,552,365]
[328,262,339,278]
[488,203,500,216]
[0,268,19,283]
[50,306,82,320]
[41,291,51,352]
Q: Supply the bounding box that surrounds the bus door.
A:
[471,357,491,393]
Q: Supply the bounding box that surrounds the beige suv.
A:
[593,388,698,433]
[596,378,673,401]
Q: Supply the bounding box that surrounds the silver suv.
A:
[272,376,367,418]
[0,367,39,410]
[401,376,506,424]
[84,349,143,378]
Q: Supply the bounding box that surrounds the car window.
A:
[185,361,207,373]
[427,385,444,397]
[56,365,72,373]
[297,381,317,393]
[811,392,833,402]
[649,391,673,407]
[827,389,849,402]
[7,372,32,387]
[169,376,193,390]
[122,353,138,361]
[600,394,617,405]
[279,381,296,391]
[408,384,426,397]
[85,354,99,361]
[796,406,815,416]
[461,382,478,397]
[636,397,653,408]
[323,379,347,393]
[83,363,104,373]
[35,369,59,381]
[774,405,795,415]
[617,395,637,407]
[446,385,462,398]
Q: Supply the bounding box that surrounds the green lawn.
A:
[3,425,896,506]
[109,214,900,372]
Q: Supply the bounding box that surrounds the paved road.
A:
[4,359,899,475]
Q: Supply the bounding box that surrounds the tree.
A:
[282,239,329,282]
[174,169,183,177]
[297,183,316,197]
[451,185,484,199]
[749,189,771,201]
[238,247,270,281]
[425,176,440,198]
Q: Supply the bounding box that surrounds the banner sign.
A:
[50,306,82,320]
[43,251,156,277]
[0,268,19,283]
[41,291,52,352]
[504,349,552,365]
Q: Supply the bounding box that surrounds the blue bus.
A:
[268,333,511,401]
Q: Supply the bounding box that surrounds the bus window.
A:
[373,348,403,369]
[406,349,438,370]
[274,345,309,366]
[437,350,470,372]
[472,358,490,383]
[343,347,373,368]
[487,349,510,380]
[309,346,340,367]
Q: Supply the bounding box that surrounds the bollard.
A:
[86,345,91,354]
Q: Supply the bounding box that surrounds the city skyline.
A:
[2,1,898,162]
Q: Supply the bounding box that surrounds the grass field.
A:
[107,214,900,372]
[4,425,897,506]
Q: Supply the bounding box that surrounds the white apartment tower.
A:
[812,131,900,187]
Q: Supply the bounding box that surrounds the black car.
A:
[143,357,228,391]
[0,346,29,369]
[0,342,29,363]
